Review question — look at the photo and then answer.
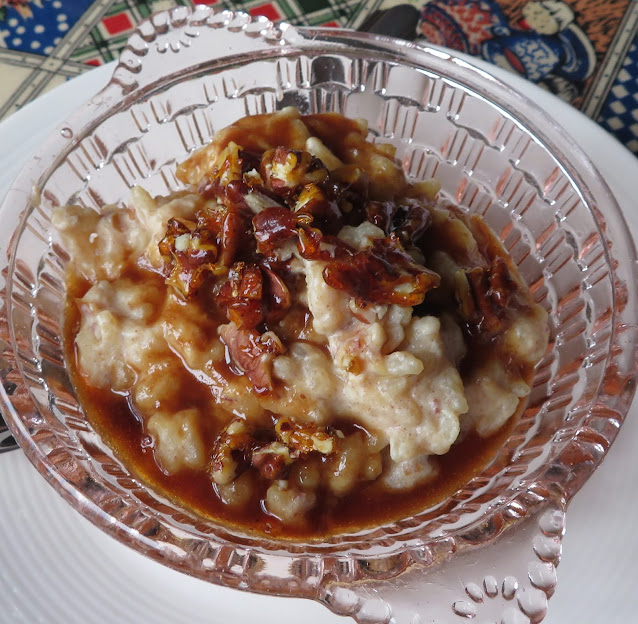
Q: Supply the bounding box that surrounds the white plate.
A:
[1,60,637,624]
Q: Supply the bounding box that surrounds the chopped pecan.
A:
[365,200,397,233]
[261,265,292,323]
[323,235,441,306]
[216,180,252,211]
[219,323,284,394]
[210,415,338,485]
[252,206,305,257]
[489,256,517,307]
[275,417,336,455]
[365,199,432,246]
[158,217,221,297]
[297,225,354,262]
[297,225,329,261]
[261,147,328,197]
[200,176,264,214]
[215,261,294,328]
[455,256,518,338]
[216,263,264,328]
[239,149,262,178]
[293,183,343,234]
[219,203,252,267]
[209,419,262,485]
[199,177,261,267]
[251,442,294,480]
[200,185,255,270]
[251,417,337,481]
[393,199,432,246]
[454,269,474,320]
[320,165,369,226]
[210,143,262,188]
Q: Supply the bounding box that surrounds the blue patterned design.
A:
[598,40,638,155]
[0,0,93,56]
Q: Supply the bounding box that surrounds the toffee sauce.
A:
[64,271,519,540]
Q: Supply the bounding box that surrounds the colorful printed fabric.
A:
[0,0,93,55]
[0,0,366,118]
[1,0,638,157]
[412,0,627,110]
[355,0,638,156]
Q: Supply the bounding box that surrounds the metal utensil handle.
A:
[0,337,18,452]
[0,419,16,452]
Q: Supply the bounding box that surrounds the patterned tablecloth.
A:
[1,0,638,156]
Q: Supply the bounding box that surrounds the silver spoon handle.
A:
[1,338,18,452]
[0,413,17,453]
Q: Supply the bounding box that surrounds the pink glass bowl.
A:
[1,7,637,623]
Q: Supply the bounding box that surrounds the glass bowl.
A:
[1,6,637,623]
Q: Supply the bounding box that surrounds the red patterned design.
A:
[102,12,134,36]
[248,3,281,21]
[420,0,500,55]
[455,1,496,44]
[0,0,35,19]
[419,23,447,48]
